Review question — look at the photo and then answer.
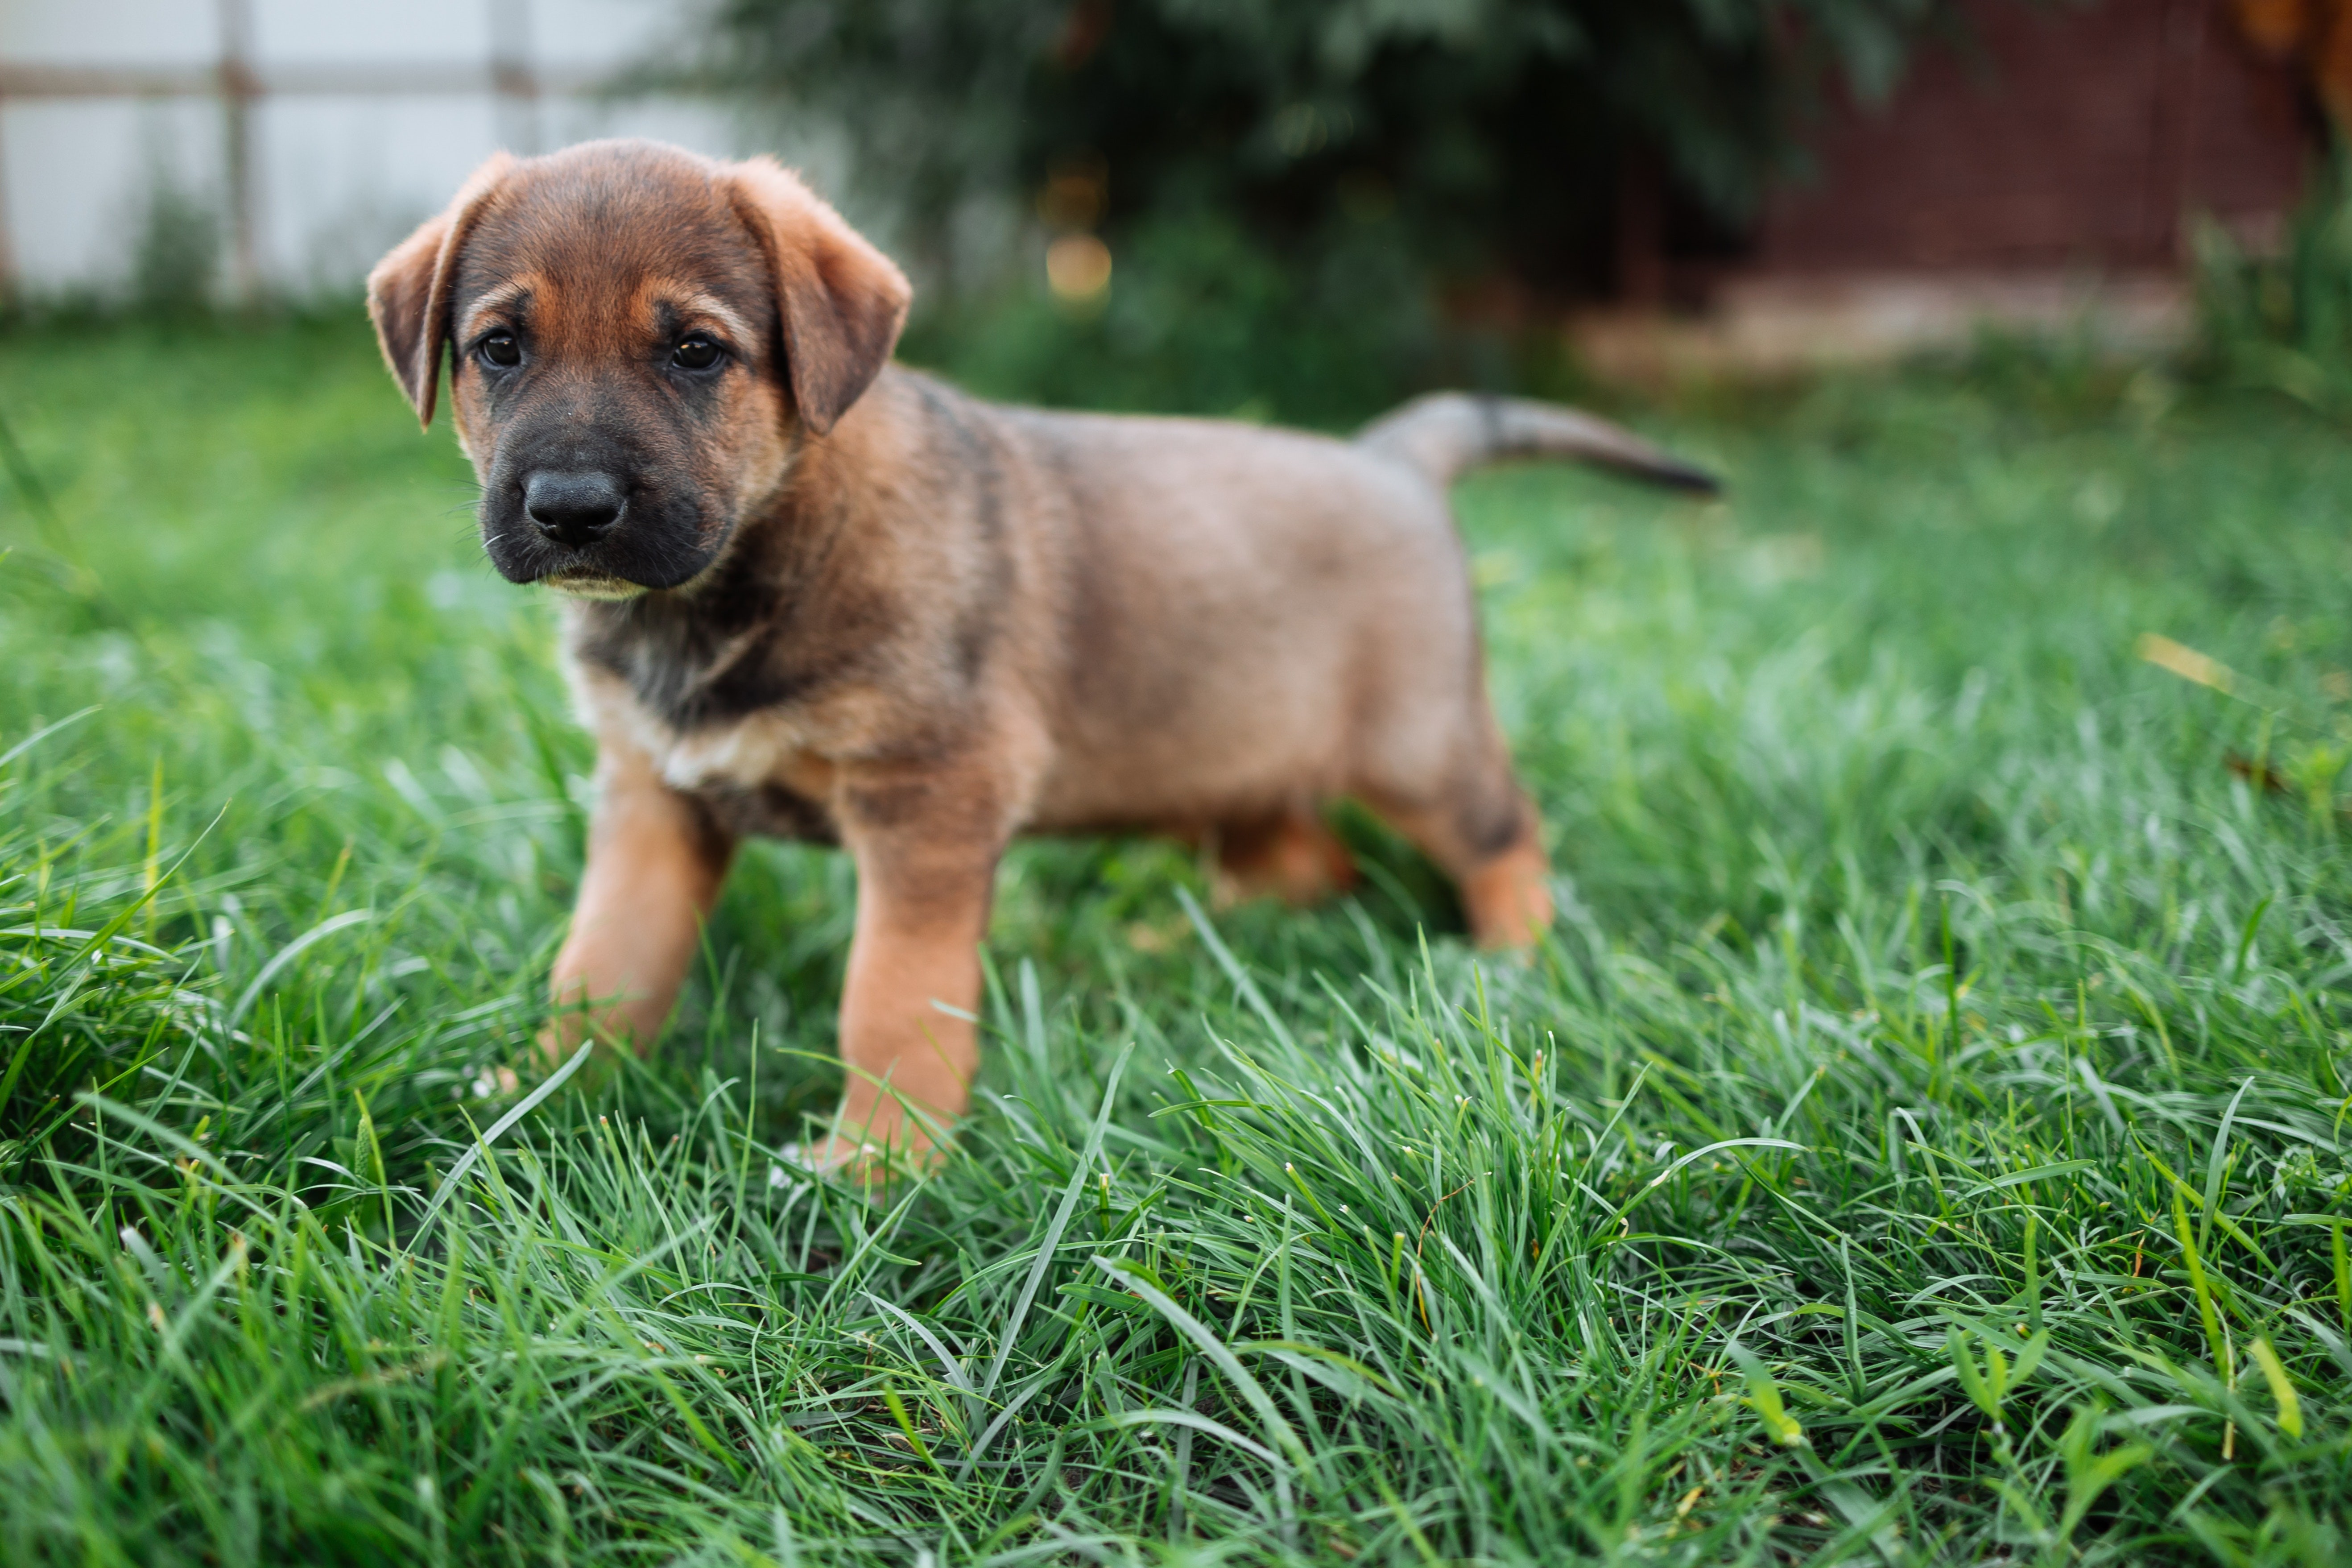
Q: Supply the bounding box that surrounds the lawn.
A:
[1,314,2348,1566]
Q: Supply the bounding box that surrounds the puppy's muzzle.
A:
[525,470,627,548]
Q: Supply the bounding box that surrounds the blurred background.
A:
[4,0,2350,417]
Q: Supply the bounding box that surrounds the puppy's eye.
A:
[479,332,521,368]
[672,334,723,372]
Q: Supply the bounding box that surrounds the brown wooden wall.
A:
[1749,0,2314,276]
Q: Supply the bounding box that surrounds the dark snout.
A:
[478,423,727,593]
[524,470,626,546]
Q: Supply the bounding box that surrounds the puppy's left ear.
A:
[726,158,911,436]
[366,153,515,429]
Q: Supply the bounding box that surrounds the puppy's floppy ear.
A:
[725,157,912,436]
[366,153,515,429]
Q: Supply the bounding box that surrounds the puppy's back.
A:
[999,405,1479,829]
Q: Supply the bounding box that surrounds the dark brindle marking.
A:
[368,139,1718,1162]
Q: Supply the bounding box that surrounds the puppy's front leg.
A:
[544,744,732,1060]
[831,781,1005,1158]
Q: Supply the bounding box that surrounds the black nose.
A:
[523,470,626,546]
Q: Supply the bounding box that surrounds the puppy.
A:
[367,139,1715,1158]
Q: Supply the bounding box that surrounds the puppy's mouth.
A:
[539,568,650,601]
[482,513,726,596]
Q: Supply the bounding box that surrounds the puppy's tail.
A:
[1356,392,1720,494]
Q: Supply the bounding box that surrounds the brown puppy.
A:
[367,139,1715,1158]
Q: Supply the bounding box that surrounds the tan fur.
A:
[367,153,515,428]
[368,140,1714,1161]
[548,726,733,1049]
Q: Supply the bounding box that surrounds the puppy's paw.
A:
[772,1139,872,1180]
[786,1100,951,1186]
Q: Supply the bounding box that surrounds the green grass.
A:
[2,314,2350,1566]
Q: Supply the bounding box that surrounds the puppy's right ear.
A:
[366,153,514,429]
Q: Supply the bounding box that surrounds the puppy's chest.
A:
[663,717,843,844]
[570,650,845,843]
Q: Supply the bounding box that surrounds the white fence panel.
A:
[0,0,752,297]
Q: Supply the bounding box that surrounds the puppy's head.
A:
[368,140,910,598]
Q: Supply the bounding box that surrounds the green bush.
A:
[2193,148,2352,410]
[901,206,1568,427]
[127,182,224,316]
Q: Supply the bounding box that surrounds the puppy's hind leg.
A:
[1458,828,1554,952]
[1213,807,1359,908]
[1363,742,1553,951]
